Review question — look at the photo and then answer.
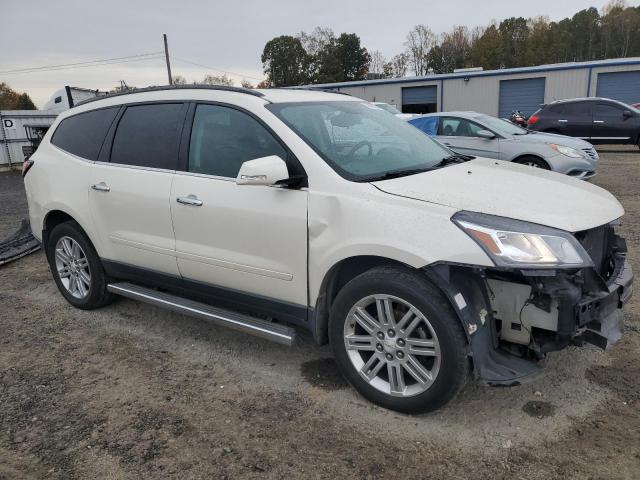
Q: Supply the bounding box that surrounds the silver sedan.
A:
[408,111,599,179]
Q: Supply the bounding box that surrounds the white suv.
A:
[24,86,633,413]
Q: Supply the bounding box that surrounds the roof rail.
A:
[285,86,353,96]
[73,84,265,107]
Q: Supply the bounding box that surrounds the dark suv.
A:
[528,97,640,146]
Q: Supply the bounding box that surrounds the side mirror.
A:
[236,155,289,186]
[623,110,632,119]
[476,129,496,139]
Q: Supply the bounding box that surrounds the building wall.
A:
[331,62,640,116]
[0,111,57,167]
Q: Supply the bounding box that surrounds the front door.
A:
[170,103,308,309]
[592,102,635,144]
[437,116,501,158]
[88,102,186,275]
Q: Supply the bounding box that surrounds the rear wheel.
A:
[514,156,550,169]
[46,221,113,309]
[329,266,469,413]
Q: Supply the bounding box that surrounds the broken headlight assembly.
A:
[452,211,593,269]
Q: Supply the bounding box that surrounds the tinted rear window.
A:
[563,102,591,116]
[110,103,185,169]
[51,107,119,160]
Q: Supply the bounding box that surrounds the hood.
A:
[513,131,594,150]
[372,157,623,232]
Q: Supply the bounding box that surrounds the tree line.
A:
[0,83,36,110]
[261,0,640,86]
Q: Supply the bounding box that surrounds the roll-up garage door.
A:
[402,85,438,114]
[498,78,546,118]
[596,71,640,105]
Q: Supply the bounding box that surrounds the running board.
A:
[107,282,296,346]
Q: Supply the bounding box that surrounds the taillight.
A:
[528,115,540,125]
[22,158,34,177]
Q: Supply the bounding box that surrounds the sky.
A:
[1,0,637,107]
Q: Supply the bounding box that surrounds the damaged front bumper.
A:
[425,251,633,387]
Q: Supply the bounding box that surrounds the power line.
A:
[172,56,263,81]
[0,52,164,75]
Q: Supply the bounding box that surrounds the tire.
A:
[514,156,550,169]
[46,221,113,310]
[329,266,469,413]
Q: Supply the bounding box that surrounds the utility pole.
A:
[163,34,173,85]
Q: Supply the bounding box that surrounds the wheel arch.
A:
[42,209,99,259]
[512,154,550,169]
[311,255,414,345]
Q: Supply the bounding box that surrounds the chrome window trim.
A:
[92,160,176,174]
[174,170,236,182]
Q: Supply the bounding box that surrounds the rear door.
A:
[592,102,634,144]
[437,116,500,158]
[89,102,187,275]
[560,102,593,139]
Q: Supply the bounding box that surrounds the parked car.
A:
[408,111,599,179]
[372,102,418,120]
[528,97,640,146]
[24,86,632,413]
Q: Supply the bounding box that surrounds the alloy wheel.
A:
[54,236,91,299]
[343,294,441,397]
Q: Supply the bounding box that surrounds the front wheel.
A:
[329,267,469,413]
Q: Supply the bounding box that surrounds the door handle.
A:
[443,142,452,146]
[176,194,203,206]
[558,119,568,123]
[593,120,605,124]
[91,182,110,192]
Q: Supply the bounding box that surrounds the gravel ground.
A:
[0,171,28,241]
[1,147,639,479]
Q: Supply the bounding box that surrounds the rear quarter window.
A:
[51,107,120,160]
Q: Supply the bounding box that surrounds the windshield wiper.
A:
[365,166,436,182]
[434,153,475,167]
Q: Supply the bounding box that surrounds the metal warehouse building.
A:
[316,57,640,117]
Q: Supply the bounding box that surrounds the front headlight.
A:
[452,211,592,268]
[549,143,582,158]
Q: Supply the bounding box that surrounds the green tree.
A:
[334,33,370,81]
[570,8,601,61]
[0,83,36,110]
[15,93,36,110]
[499,17,529,67]
[261,36,310,86]
[468,24,502,69]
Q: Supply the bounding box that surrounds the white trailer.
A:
[1,86,105,169]
[0,110,58,169]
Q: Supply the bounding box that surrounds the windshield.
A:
[374,103,402,115]
[476,115,528,135]
[267,101,451,181]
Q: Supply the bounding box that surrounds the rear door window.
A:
[110,103,185,169]
[563,102,591,117]
[51,107,119,160]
